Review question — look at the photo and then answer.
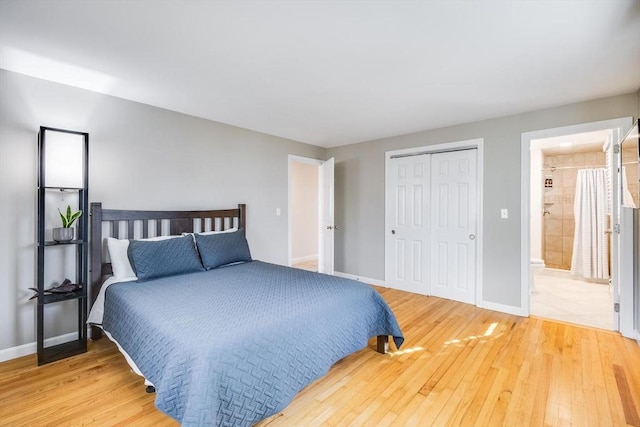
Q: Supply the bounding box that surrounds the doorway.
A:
[385,138,483,305]
[530,129,614,330]
[288,155,335,274]
[521,117,633,332]
[290,159,319,271]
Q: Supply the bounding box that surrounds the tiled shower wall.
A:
[542,149,605,270]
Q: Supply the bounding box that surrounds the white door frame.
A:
[288,155,323,267]
[520,117,633,319]
[385,138,484,303]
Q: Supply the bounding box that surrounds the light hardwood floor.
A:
[293,259,318,272]
[1,287,639,426]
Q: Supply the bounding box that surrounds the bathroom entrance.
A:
[532,130,613,330]
[522,118,635,331]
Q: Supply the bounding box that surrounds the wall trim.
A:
[0,332,80,362]
[340,270,528,317]
[477,300,527,317]
[334,271,387,287]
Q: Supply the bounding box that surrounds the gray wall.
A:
[2,67,637,353]
[327,92,639,308]
[0,70,325,351]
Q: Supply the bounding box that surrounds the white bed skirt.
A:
[100,327,154,387]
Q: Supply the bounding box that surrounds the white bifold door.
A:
[386,149,478,304]
[386,155,430,294]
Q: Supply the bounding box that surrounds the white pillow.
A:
[196,227,238,236]
[182,227,238,238]
[106,235,181,280]
[106,238,136,279]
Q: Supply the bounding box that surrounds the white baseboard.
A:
[334,271,387,287]
[477,300,527,317]
[291,255,318,264]
[335,273,525,317]
[0,332,80,363]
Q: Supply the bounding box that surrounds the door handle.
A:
[391,230,396,235]
[326,225,333,230]
[469,234,476,240]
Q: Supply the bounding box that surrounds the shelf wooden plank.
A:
[41,186,85,191]
[38,339,87,365]
[43,240,86,246]
[41,291,85,305]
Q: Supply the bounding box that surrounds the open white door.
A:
[607,132,622,331]
[616,120,639,338]
[318,158,334,274]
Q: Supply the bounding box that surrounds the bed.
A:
[87,202,404,426]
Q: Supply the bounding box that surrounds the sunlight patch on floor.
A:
[389,346,424,356]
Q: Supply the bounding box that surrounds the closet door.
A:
[385,155,430,294]
[430,149,478,304]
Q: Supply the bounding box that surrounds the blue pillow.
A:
[195,228,252,270]
[128,234,204,281]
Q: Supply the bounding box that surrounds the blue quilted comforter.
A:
[102,261,403,426]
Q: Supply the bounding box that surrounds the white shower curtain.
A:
[571,168,609,280]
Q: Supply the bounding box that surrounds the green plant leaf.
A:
[58,205,82,228]
[68,210,82,227]
[58,208,69,227]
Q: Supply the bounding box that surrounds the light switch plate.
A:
[501,208,508,219]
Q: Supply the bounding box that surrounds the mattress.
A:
[98,260,403,426]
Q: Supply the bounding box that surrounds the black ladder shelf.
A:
[36,127,89,365]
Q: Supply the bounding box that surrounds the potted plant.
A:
[52,205,82,242]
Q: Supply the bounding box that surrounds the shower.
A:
[539,147,608,276]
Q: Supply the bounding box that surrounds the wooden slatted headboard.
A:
[88,202,246,338]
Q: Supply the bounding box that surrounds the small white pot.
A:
[52,227,74,242]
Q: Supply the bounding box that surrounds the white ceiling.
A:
[534,129,612,155]
[1,1,639,148]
